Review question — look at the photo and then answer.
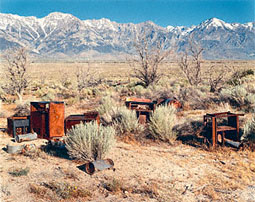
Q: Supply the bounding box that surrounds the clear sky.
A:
[0,0,254,27]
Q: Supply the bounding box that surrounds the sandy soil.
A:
[1,127,255,202]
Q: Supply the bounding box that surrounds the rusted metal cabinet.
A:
[7,116,30,138]
[65,111,100,133]
[30,102,64,139]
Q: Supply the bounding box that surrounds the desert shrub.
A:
[65,122,115,161]
[242,115,255,143]
[220,85,255,112]
[97,95,117,115]
[42,181,91,199]
[178,86,210,109]
[103,178,125,193]
[9,167,30,177]
[228,69,254,86]
[148,105,177,143]
[113,106,144,135]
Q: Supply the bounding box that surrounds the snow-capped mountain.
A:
[0,13,254,60]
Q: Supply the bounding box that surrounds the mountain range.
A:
[0,12,254,60]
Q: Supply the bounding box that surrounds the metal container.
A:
[30,101,65,139]
[7,116,30,138]
[84,159,114,175]
[65,111,100,133]
[16,133,37,143]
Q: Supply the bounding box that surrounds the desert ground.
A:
[0,61,255,202]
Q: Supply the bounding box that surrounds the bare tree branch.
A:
[2,47,29,102]
[178,38,203,86]
[132,34,172,87]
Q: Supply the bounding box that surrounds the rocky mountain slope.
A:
[0,12,254,60]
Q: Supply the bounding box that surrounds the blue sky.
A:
[0,0,254,27]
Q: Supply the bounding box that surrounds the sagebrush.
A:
[242,115,255,142]
[148,105,177,143]
[113,106,144,135]
[65,122,115,161]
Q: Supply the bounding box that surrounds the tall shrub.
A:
[113,106,143,135]
[65,122,115,161]
[148,105,177,143]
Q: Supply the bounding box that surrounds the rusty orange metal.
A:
[125,98,155,124]
[30,101,65,139]
[203,111,244,148]
[64,111,100,133]
[157,98,182,109]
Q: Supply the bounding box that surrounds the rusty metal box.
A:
[65,111,100,133]
[30,101,65,139]
[7,116,30,138]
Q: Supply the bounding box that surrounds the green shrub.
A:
[148,105,177,143]
[97,95,117,115]
[65,122,115,161]
[242,115,255,143]
[113,106,143,135]
[220,85,255,111]
[228,69,254,86]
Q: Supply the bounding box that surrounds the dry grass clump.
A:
[8,167,30,177]
[103,177,125,194]
[30,181,91,200]
[113,106,144,135]
[148,105,177,143]
[242,115,255,143]
[65,122,115,161]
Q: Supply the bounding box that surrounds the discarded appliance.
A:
[84,159,114,175]
[30,101,65,139]
[64,111,100,133]
[125,98,156,124]
[16,133,37,143]
[7,116,30,138]
[203,111,244,148]
[157,97,182,109]
[6,144,25,154]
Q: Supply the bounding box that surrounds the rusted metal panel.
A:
[7,116,30,138]
[30,101,65,139]
[49,102,65,138]
[64,111,100,133]
[30,102,48,138]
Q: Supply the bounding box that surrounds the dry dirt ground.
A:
[0,61,255,201]
[0,118,255,202]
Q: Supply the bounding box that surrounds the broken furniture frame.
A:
[64,111,100,133]
[203,111,244,148]
[30,101,65,139]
